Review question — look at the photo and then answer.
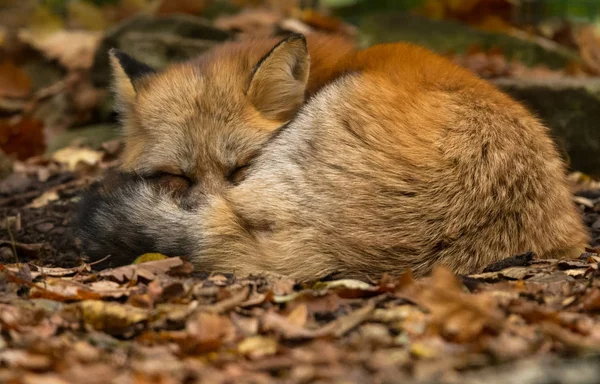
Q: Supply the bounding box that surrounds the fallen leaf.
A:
[87,280,138,299]
[0,117,45,160]
[582,289,600,312]
[286,304,308,328]
[313,278,378,298]
[186,312,236,353]
[99,257,188,283]
[198,286,250,314]
[133,253,170,264]
[417,267,504,342]
[0,59,32,98]
[263,301,375,340]
[4,264,88,280]
[19,30,102,70]
[231,312,259,337]
[29,278,103,301]
[238,336,278,359]
[74,300,150,334]
[51,146,103,171]
[314,279,372,291]
[272,278,296,296]
[25,189,59,209]
[0,350,52,370]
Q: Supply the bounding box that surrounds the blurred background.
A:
[2,0,600,176]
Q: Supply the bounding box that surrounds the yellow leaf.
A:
[133,253,169,264]
[238,336,278,358]
[76,300,150,333]
[68,0,108,31]
[20,4,63,43]
[410,341,438,359]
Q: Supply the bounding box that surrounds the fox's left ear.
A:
[108,49,155,112]
[246,34,310,121]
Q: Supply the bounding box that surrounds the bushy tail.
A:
[76,172,194,269]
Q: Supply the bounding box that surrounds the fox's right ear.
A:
[109,49,155,112]
[246,34,310,122]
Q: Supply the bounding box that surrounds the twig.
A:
[5,216,19,264]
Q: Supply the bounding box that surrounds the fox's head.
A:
[109,34,310,205]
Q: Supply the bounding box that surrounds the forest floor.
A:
[1,144,600,384]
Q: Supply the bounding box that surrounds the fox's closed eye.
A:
[227,164,250,184]
[145,171,193,192]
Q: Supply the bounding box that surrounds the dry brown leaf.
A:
[582,289,600,312]
[186,312,236,352]
[0,117,45,160]
[286,303,308,328]
[29,278,103,302]
[418,267,504,342]
[25,189,59,209]
[19,30,102,71]
[98,257,188,283]
[0,59,32,98]
[198,286,250,313]
[87,280,139,299]
[231,312,259,337]
[0,350,52,371]
[4,264,89,280]
[263,300,375,340]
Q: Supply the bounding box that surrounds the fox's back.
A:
[218,43,587,278]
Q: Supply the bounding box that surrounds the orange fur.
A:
[78,34,588,281]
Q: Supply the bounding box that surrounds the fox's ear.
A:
[246,34,309,121]
[108,49,155,111]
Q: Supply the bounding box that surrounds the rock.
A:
[358,13,580,69]
[493,77,600,176]
[91,14,231,87]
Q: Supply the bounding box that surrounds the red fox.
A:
[77,33,588,281]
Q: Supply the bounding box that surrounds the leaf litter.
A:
[0,242,599,383]
[3,150,600,383]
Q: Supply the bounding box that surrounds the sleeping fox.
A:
[77,33,587,281]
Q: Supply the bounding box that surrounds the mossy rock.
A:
[91,14,231,87]
[494,77,600,175]
[358,12,580,69]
